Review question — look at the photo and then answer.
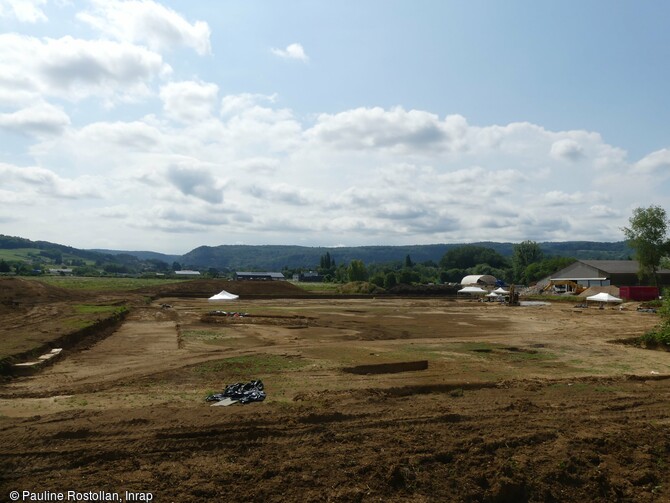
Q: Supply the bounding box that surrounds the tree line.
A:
[295,204,670,288]
[283,241,575,287]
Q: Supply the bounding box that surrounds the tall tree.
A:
[439,245,507,270]
[347,259,368,282]
[622,205,670,287]
[512,240,543,283]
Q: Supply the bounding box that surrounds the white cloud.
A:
[77,0,211,55]
[220,93,277,117]
[307,107,448,151]
[249,183,314,206]
[3,87,669,248]
[160,80,219,123]
[0,163,101,199]
[0,0,47,23]
[634,148,670,174]
[165,161,224,204]
[0,102,70,136]
[589,205,621,218]
[550,138,584,161]
[0,34,171,102]
[271,42,308,62]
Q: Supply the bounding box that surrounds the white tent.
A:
[493,287,509,294]
[208,290,239,301]
[458,286,487,295]
[586,292,622,303]
[486,292,499,298]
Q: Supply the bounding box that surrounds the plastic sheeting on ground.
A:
[205,380,266,405]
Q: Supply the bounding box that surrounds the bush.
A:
[640,289,670,347]
[336,281,385,294]
[640,328,670,348]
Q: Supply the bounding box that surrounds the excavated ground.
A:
[1,282,669,502]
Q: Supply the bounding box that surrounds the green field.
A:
[0,248,43,262]
[0,248,96,266]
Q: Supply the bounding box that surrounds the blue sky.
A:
[1,0,669,253]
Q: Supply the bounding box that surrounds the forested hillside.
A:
[179,241,632,270]
[0,234,632,275]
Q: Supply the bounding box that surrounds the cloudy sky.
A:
[1,0,669,253]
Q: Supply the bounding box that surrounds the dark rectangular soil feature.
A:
[343,360,428,375]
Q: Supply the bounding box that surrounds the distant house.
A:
[540,260,670,288]
[235,271,285,281]
[292,271,323,282]
[460,274,497,287]
[47,268,73,276]
[175,270,201,276]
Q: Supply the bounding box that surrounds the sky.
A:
[0,0,669,254]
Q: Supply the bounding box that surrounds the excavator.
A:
[542,280,586,295]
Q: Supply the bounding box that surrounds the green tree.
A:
[512,240,543,283]
[370,274,385,288]
[0,259,10,273]
[320,252,332,269]
[384,271,398,289]
[347,259,368,282]
[440,245,507,270]
[523,257,576,285]
[404,254,414,268]
[622,205,670,287]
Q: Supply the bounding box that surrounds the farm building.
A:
[292,271,323,282]
[175,270,201,276]
[460,274,497,287]
[235,271,285,281]
[540,260,670,289]
[47,268,73,275]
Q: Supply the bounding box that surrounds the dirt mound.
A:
[579,285,621,297]
[336,281,384,294]
[141,279,307,298]
[388,283,460,296]
[0,277,84,307]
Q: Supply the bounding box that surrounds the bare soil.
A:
[1,282,669,502]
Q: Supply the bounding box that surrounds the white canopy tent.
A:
[493,287,509,295]
[208,290,239,301]
[586,292,622,303]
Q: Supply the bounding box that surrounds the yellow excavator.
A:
[542,280,586,295]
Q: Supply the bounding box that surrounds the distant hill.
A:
[0,234,633,272]
[177,241,633,270]
[91,249,180,263]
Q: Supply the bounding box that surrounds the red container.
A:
[619,286,659,301]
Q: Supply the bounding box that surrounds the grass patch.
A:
[451,341,558,363]
[73,304,127,315]
[0,248,43,262]
[64,319,95,330]
[192,354,309,378]
[455,342,498,352]
[383,344,444,361]
[182,329,224,339]
[181,329,234,345]
[291,282,340,293]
